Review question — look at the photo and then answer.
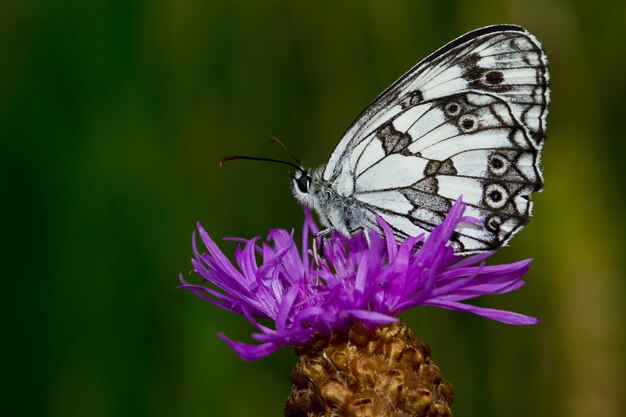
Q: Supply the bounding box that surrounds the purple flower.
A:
[180,199,537,361]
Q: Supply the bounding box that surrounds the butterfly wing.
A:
[323,25,549,252]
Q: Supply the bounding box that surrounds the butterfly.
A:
[286,24,550,253]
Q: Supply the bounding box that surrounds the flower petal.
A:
[218,333,280,361]
[182,197,538,360]
[424,300,539,325]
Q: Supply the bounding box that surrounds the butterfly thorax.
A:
[292,167,373,237]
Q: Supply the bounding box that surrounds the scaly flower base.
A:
[285,321,453,417]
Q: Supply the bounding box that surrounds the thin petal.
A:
[275,283,300,332]
[424,300,539,325]
[343,309,398,324]
[375,214,398,261]
[197,224,244,282]
[218,333,280,361]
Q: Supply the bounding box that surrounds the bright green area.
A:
[3,1,625,416]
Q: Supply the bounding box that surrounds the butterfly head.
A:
[291,169,312,196]
[291,167,326,210]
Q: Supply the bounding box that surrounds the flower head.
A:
[180,199,537,361]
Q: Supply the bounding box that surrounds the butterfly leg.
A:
[311,238,321,268]
[363,228,371,248]
[311,227,332,266]
[314,227,333,238]
[348,226,372,248]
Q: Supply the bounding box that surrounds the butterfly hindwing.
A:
[349,92,540,251]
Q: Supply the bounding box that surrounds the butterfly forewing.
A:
[322,25,549,252]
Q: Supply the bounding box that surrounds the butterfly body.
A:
[292,167,378,236]
[290,24,549,253]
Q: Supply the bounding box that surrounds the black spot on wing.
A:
[413,177,439,193]
[439,159,458,175]
[488,152,509,176]
[402,176,452,216]
[485,214,503,233]
[460,116,477,131]
[400,90,424,108]
[444,102,461,116]
[425,160,441,176]
[486,70,504,84]
[377,123,411,154]
[425,159,457,177]
[488,188,503,203]
[463,57,513,94]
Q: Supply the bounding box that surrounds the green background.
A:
[4,1,625,416]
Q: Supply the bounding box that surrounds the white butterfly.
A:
[288,25,549,253]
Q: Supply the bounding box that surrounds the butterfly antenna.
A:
[270,136,303,167]
[219,155,303,172]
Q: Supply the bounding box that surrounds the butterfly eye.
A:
[296,174,311,193]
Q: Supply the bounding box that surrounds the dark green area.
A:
[3,1,625,416]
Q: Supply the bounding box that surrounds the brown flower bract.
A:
[285,321,453,417]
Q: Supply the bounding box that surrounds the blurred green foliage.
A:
[3,1,625,416]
